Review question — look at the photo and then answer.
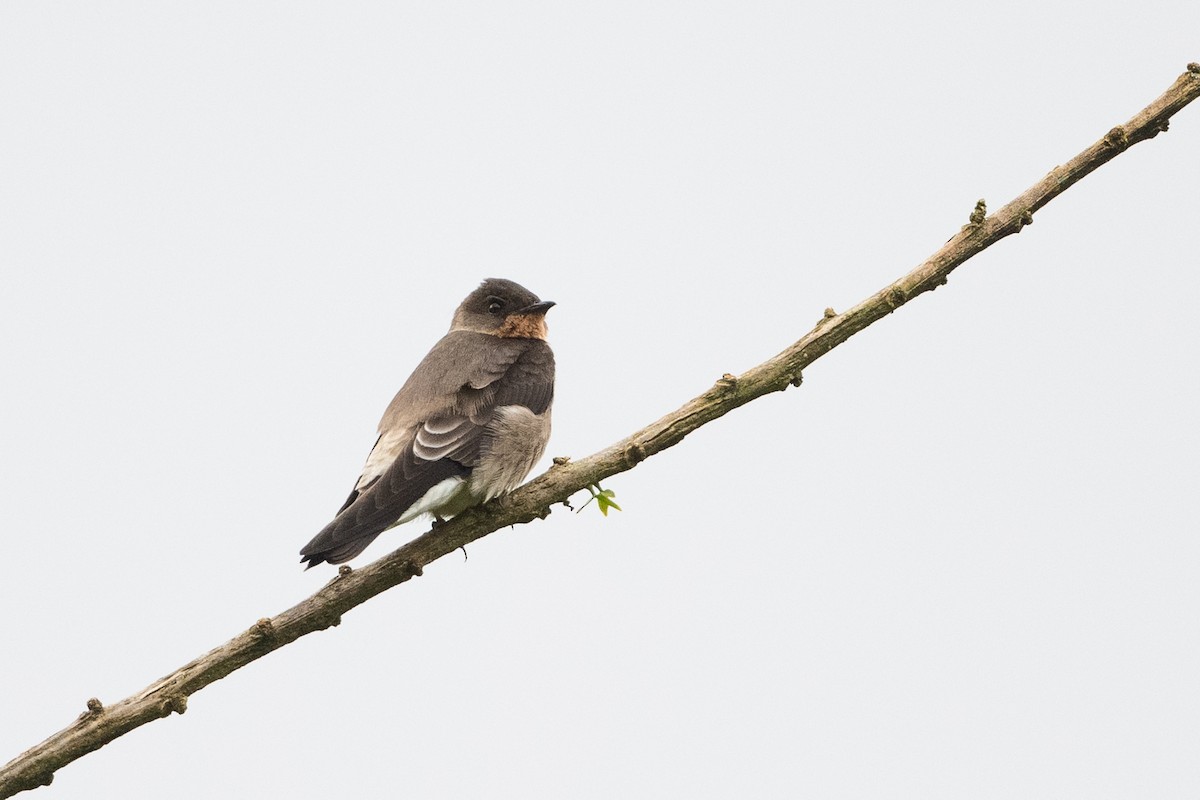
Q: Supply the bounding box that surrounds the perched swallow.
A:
[300,278,555,568]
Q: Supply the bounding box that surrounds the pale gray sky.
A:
[2,2,1198,798]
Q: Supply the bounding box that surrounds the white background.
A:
[2,2,1198,798]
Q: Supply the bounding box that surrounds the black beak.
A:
[519,300,556,315]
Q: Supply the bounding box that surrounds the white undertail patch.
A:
[390,476,470,527]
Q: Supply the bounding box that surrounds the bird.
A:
[299,278,555,568]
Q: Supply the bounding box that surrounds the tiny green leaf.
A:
[576,483,622,517]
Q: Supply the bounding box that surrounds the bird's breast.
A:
[469,404,552,502]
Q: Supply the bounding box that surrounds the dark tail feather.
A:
[300,452,470,569]
[300,532,379,568]
[300,530,383,569]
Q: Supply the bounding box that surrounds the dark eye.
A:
[487,297,504,314]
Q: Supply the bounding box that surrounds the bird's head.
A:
[452,278,555,340]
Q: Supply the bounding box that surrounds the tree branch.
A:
[3,63,1198,799]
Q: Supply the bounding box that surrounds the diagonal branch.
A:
[2,63,1198,800]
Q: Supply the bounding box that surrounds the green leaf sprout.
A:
[577,483,622,517]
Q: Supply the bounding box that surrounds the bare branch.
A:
[2,63,1197,799]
